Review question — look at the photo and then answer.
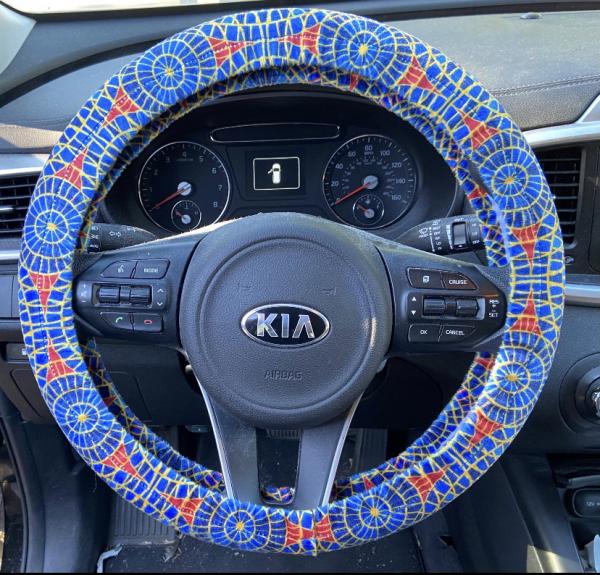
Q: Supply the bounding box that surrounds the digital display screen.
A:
[252,156,300,191]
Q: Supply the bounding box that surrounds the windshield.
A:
[2,0,262,14]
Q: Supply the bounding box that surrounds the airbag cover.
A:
[180,213,393,428]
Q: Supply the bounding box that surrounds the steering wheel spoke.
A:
[199,388,262,505]
[200,384,359,510]
[293,398,360,509]
[376,239,510,354]
[73,232,203,348]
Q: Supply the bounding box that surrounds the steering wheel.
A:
[18,8,564,555]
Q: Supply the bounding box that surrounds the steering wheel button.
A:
[407,268,443,289]
[153,286,167,309]
[130,286,152,305]
[133,259,169,279]
[119,285,131,303]
[442,271,477,290]
[455,299,479,317]
[485,296,503,319]
[132,313,163,333]
[440,324,475,342]
[97,285,120,304]
[408,323,441,343]
[100,312,133,331]
[101,260,136,279]
[423,297,446,316]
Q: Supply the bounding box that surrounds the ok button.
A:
[408,323,441,343]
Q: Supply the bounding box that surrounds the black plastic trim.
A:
[0,391,110,572]
[503,455,583,573]
[446,454,582,572]
[0,391,44,572]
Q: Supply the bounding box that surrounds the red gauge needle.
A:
[334,175,379,206]
[150,181,191,211]
[334,182,368,206]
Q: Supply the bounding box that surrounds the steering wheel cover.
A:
[18,8,564,554]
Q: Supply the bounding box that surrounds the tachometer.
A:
[323,135,417,228]
[138,141,230,233]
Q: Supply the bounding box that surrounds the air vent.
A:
[0,173,38,237]
[536,147,582,245]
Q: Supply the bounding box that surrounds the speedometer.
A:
[323,135,417,229]
[138,141,230,233]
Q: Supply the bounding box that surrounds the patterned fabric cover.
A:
[18,8,564,555]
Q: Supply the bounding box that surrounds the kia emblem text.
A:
[241,304,330,347]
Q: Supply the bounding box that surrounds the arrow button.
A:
[153,286,168,309]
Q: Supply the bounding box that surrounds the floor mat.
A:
[104,428,423,572]
[103,530,423,573]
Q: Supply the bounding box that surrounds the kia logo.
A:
[241,304,330,347]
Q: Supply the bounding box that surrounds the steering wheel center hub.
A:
[180,213,393,428]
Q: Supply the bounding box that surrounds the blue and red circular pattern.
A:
[18,8,564,555]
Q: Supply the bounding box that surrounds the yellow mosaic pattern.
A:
[18,8,564,554]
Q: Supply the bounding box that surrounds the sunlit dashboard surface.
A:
[103,89,460,239]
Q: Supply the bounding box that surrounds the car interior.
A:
[0,0,599,572]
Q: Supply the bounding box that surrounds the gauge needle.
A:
[334,175,379,206]
[334,183,368,206]
[150,181,192,211]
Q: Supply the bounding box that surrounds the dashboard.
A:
[102,89,459,237]
[3,7,600,570]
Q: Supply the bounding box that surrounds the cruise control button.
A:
[442,272,477,290]
[439,324,475,342]
[407,268,443,289]
[132,313,162,333]
[485,296,503,320]
[455,298,479,317]
[133,259,169,279]
[101,260,136,279]
[101,312,133,331]
[408,323,441,343]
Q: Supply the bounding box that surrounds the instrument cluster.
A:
[322,134,416,229]
[103,90,459,239]
[138,142,230,232]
